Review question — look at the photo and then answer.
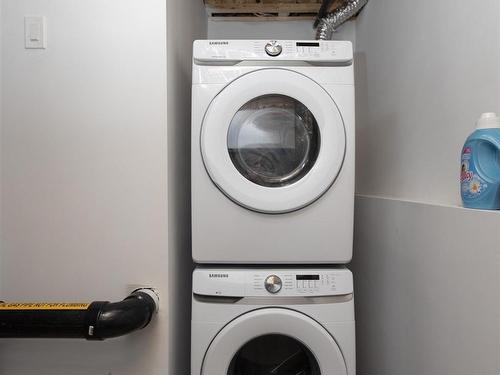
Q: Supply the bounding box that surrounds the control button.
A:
[264,275,282,294]
[265,41,282,57]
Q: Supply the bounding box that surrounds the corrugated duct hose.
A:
[0,288,159,340]
[315,0,369,40]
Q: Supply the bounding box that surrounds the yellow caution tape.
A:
[0,303,90,310]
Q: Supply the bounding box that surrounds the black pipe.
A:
[0,288,159,340]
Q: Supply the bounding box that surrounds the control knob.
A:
[265,41,282,57]
[264,275,282,294]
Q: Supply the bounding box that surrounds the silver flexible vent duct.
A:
[315,0,369,40]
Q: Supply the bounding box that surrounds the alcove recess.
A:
[204,0,344,21]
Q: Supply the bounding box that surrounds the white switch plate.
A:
[25,16,46,49]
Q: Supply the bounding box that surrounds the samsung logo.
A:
[209,41,229,45]
[209,273,229,278]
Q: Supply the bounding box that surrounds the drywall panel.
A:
[0,1,168,373]
[208,19,315,39]
[166,1,207,374]
[208,19,356,42]
[0,3,2,293]
[355,0,500,205]
[352,196,500,375]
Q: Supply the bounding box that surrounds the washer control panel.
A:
[193,268,353,297]
[193,40,353,64]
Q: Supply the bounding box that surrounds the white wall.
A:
[166,1,207,374]
[0,1,169,374]
[353,196,500,375]
[355,0,500,206]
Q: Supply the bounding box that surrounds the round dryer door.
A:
[201,308,348,375]
[201,68,346,214]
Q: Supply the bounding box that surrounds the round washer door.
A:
[201,308,347,375]
[201,69,346,214]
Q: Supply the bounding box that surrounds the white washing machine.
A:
[192,40,355,264]
[192,267,355,375]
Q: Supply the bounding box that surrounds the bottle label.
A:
[461,146,488,199]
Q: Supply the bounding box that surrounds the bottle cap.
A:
[476,112,500,129]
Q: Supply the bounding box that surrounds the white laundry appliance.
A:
[192,40,355,263]
[191,267,355,375]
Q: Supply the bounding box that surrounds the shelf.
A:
[204,0,345,21]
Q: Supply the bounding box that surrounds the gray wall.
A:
[207,19,356,41]
[353,196,500,375]
[355,0,500,206]
[0,1,169,373]
[353,1,500,374]
[208,19,318,40]
[0,3,2,289]
[167,0,207,374]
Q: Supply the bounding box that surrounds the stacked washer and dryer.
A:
[191,40,356,375]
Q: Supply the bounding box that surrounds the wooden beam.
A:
[208,15,318,21]
[205,4,321,13]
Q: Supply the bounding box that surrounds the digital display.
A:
[296,275,320,280]
[296,42,320,47]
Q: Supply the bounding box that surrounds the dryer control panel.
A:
[193,268,353,297]
[193,40,353,65]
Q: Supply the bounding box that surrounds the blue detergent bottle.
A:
[461,112,500,209]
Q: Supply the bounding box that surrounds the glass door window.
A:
[228,95,320,188]
[227,334,321,375]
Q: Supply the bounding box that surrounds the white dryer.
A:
[191,267,355,375]
[192,40,355,263]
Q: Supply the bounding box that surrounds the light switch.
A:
[25,16,46,49]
